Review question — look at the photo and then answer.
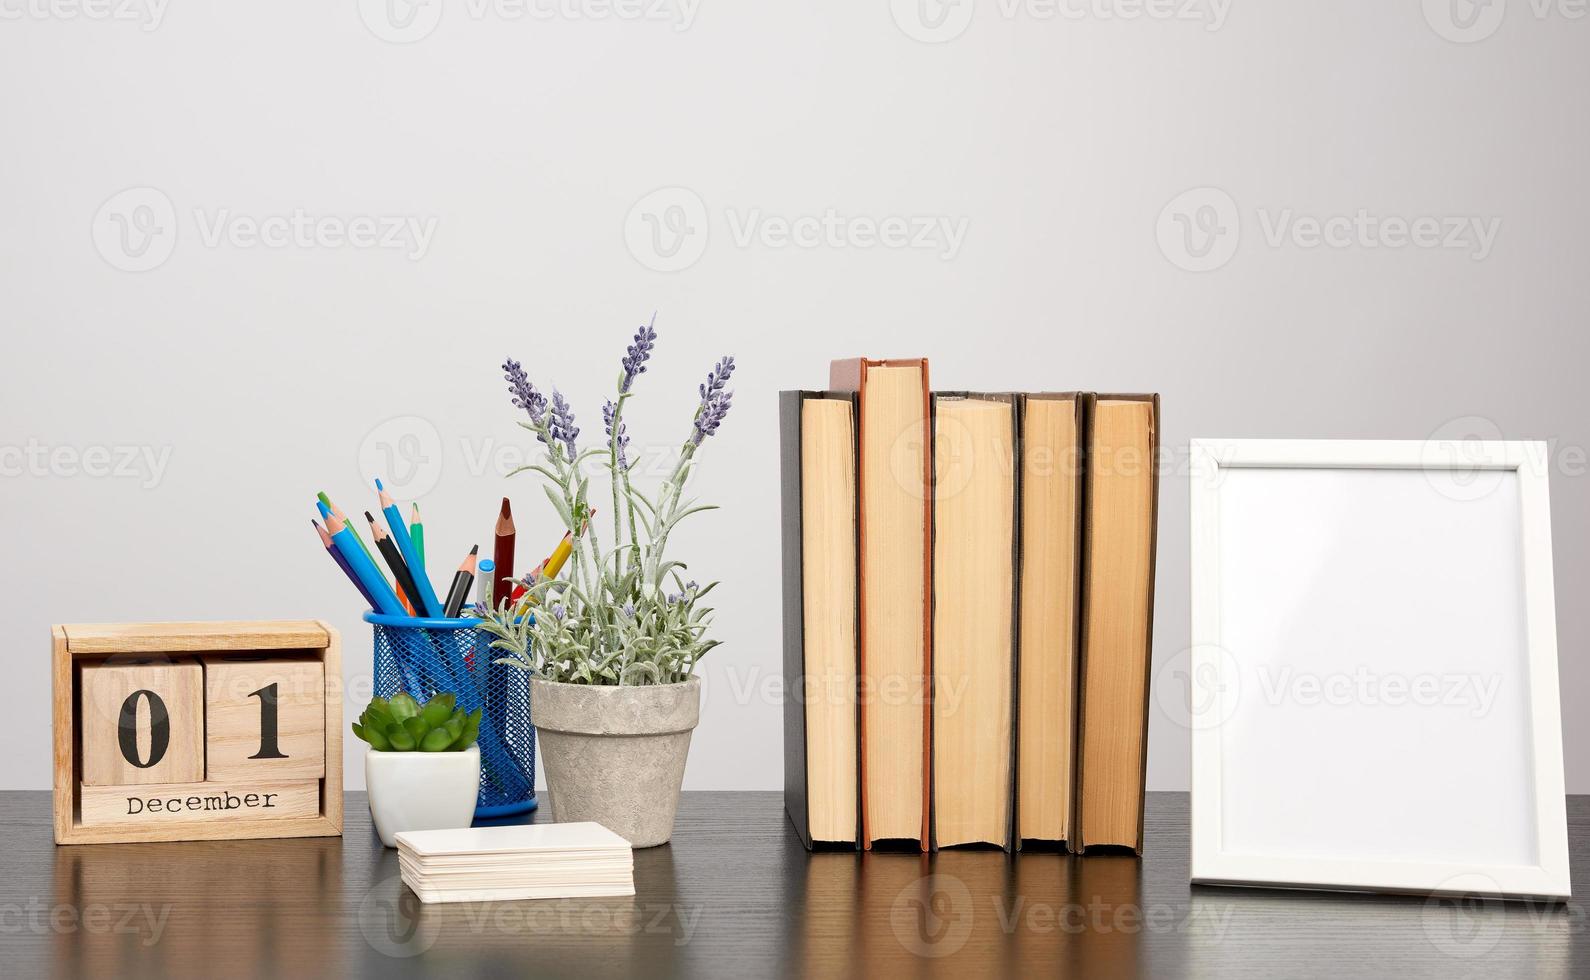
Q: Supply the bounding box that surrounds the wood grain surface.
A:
[1,791,1585,979]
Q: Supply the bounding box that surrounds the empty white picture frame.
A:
[1188,439,1569,900]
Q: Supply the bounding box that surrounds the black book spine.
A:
[779,391,813,850]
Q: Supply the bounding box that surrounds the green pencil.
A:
[318,491,388,587]
[411,502,426,568]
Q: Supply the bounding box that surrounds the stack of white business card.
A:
[395,822,635,904]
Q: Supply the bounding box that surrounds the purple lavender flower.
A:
[622,602,636,619]
[692,389,732,446]
[548,389,579,462]
[551,603,566,621]
[603,399,630,468]
[620,316,658,393]
[502,358,546,424]
[698,356,735,403]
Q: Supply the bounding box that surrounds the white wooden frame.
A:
[1189,439,1569,900]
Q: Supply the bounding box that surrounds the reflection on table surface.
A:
[13,792,1586,979]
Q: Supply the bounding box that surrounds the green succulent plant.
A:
[351,693,481,752]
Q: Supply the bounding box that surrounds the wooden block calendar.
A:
[52,620,343,845]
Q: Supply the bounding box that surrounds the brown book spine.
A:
[1074,392,1160,854]
[828,357,933,852]
[929,391,1019,852]
[1014,392,1087,851]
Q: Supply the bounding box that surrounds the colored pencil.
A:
[324,510,404,615]
[493,498,515,613]
[543,530,574,580]
[377,478,443,617]
[508,512,585,604]
[412,503,426,563]
[318,491,385,585]
[512,560,543,603]
[443,545,479,618]
[367,511,425,618]
[314,519,378,609]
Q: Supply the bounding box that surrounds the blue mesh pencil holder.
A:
[366,611,537,818]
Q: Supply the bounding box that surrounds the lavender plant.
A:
[477,317,734,686]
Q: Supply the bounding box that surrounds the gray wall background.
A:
[3,2,1586,792]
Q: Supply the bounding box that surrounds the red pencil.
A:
[493,498,515,608]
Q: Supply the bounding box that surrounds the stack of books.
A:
[396,823,635,903]
[781,357,1160,854]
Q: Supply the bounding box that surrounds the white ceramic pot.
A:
[365,744,480,848]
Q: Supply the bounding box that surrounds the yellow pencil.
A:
[542,533,574,580]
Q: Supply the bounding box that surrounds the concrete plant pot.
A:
[530,676,701,848]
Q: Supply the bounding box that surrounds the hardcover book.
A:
[930,392,1019,850]
[828,358,933,850]
[780,391,862,849]
[1016,392,1086,849]
[1074,393,1161,853]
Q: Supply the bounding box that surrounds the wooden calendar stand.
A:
[52,620,343,845]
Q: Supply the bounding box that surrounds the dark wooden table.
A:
[2,791,1586,978]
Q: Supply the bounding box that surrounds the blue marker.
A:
[476,558,496,609]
